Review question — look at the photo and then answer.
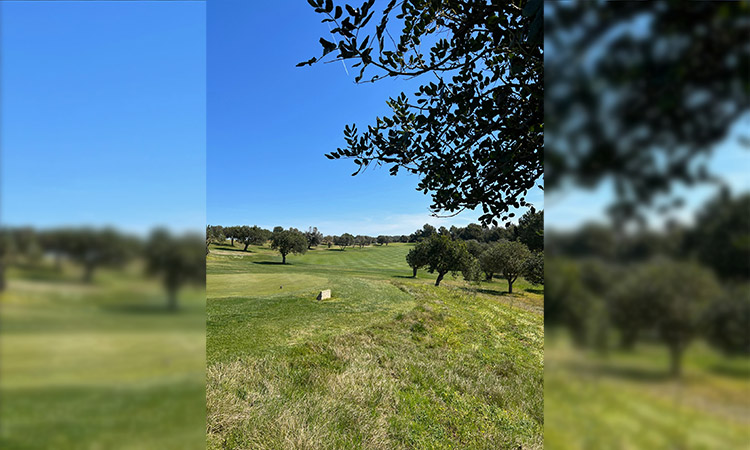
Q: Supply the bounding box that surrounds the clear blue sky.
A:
[1,1,205,234]
[207,1,543,236]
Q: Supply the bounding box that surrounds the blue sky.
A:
[1,1,205,234]
[206,1,542,236]
[547,116,750,230]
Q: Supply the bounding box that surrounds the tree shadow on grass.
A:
[459,286,512,297]
[525,288,544,295]
[99,303,176,315]
[212,246,250,253]
[253,261,287,265]
[393,275,417,279]
[563,360,673,383]
[709,362,750,380]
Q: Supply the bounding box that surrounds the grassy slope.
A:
[544,334,750,449]
[207,243,544,449]
[0,264,205,450]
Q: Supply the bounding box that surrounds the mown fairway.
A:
[0,264,205,450]
[544,333,750,449]
[207,243,544,449]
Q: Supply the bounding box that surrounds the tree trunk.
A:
[230,238,235,246]
[282,253,287,264]
[435,272,446,286]
[619,329,638,351]
[412,266,418,277]
[669,344,684,378]
[167,288,178,312]
[244,242,250,251]
[485,272,493,281]
[83,264,95,283]
[507,276,514,294]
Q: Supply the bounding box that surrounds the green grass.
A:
[0,263,205,449]
[544,332,750,449]
[207,242,544,449]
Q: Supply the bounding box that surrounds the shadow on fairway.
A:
[98,303,177,315]
[525,288,544,295]
[213,246,251,253]
[459,286,508,297]
[709,363,750,380]
[253,261,287,265]
[563,360,674,383]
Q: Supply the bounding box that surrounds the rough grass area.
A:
[0,264,205,449]
[207,243,544,449]
[544,333,750,449]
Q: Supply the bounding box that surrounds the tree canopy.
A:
[302,0,543,225]
[271,228,308,264]
[480,240,531,293]
[416,234,471,286]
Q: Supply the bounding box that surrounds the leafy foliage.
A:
[270,228,308,264]
[545,2,750,221]
[305,227,323,249]
[480,240,531,293]
[405,243,428,277]
[335,233,355,250]
[302,0,543,225]
[612,259,719,376]
[415,234,471,286]
[704,284,750,357]
[515,209,543,252]
[145,229,205,311]
[684,190,750,281]
[237,225,272,251]
[523,251,544,286]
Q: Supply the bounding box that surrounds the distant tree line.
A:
[546,190,750,377]
[405,210,544,288]
[209,210,544,275]
[0,227,205,311]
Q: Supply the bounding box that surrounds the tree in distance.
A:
[355,235,371,249]
[480,241,531,294]
[66,228,132,283]
[237,225,271,252]
[224,226,242,247]
[302,0,543,226]
[417,234,472,286]
[410,224,437,243]
[704,284,750,357]
[305,226,323,249]
[335,233,355,250]
[376,235,390,246]
[271,228,308,264]
[614,259,719,377]
[405,244,428,278]
[523,251,544,286]
[322,235,334,248]
[144,229,205,311]
[684,190,750,281]
[515,210,544,252]
[206,225,225,254]
[459,223,484,242]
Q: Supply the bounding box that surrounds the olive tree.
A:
[271,228,308,264]
[335,233,355,250]
[405,243,428,278]
[614,260,719,377]
[480,241,531,293]
[144,229,205,311]
[420,234,471,286]
[305,226,323,249]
